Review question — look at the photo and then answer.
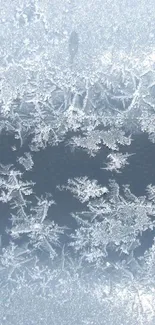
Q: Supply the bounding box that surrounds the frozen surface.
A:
[1,0,155,324]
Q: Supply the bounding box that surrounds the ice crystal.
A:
[1,0,155,324]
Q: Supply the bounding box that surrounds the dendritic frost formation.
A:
[1,0,155,324]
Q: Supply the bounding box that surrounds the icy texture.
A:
[1,0,155,324]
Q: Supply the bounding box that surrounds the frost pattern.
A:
[0,164,34,205]
[1,0,155,324]
[58,177,108,203]
[17,152,34,171]
[9,195,65,259]
[102,152,134,173]
[66,179,155,263]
